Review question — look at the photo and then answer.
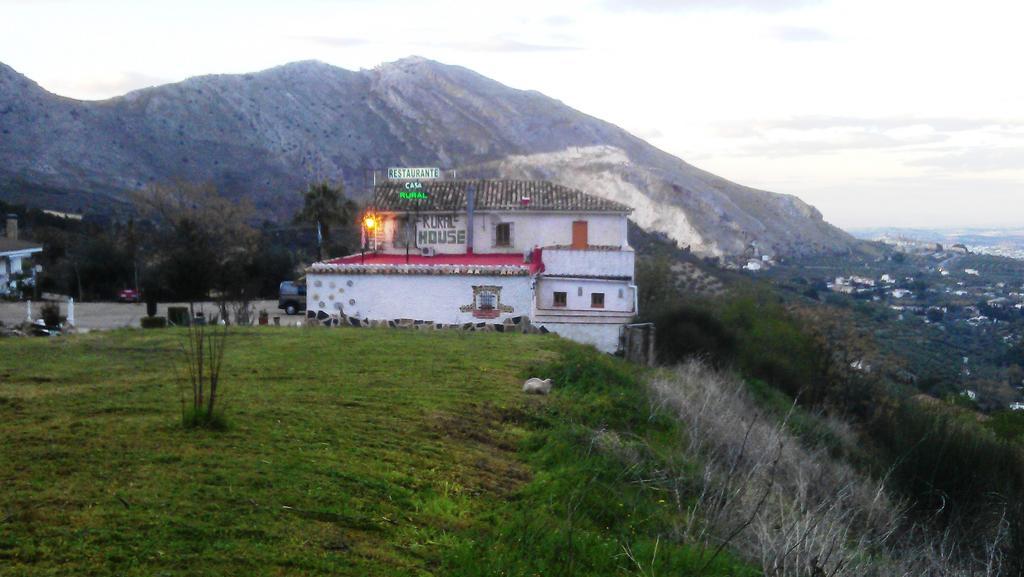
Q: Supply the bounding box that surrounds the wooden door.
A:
[571,220,588,249]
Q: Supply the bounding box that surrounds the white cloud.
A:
[300,36,372,48]
[602,0,820,12]
[908,148,1024,172]
[773,25,831,41]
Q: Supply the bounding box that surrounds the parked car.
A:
[278,281,306,315]
[118,288,141,303]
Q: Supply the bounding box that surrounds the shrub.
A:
[650,304,737,367]
[179,308,229,430]
[140,316,167,329]
[869,399,1024,570]
[40,301,64,327]
[989,411,1024,442]
[181,405,228,431]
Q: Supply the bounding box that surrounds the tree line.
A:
[1,180,359,302]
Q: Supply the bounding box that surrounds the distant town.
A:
[750,234,1024,412]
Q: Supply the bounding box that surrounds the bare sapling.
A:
[180,303,229,429]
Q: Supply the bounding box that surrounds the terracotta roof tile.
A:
[372,179,631,213]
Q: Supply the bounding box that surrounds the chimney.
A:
[465,184,475,254]
[5,214,17,240]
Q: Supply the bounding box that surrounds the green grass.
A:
[0,328,754,576]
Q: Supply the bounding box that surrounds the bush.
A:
[650,304,737,367]
[869,399,1024,569]
[140,316,167,329]
[987,410,1024,442]
[181,405,228,430]
[40,301,64,327]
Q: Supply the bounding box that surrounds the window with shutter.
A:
[495,222,512,247]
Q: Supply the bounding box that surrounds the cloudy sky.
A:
[2,0,1022,229]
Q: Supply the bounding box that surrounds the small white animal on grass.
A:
[522,377,552,395]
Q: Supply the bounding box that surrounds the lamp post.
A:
[360,212,378,264]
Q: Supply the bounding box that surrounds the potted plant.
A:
[258,309,269,326]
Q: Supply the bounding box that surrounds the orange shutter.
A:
[571,220,588,249]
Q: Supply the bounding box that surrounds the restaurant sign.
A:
[387,167,441,180]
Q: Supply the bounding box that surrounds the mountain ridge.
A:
[0,57,855,257]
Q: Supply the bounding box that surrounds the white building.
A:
[305,179,637,352]
[1,215,43,295]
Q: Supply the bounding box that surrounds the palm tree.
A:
[296,181,357,261]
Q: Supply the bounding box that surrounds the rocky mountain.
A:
[0,57,855,257]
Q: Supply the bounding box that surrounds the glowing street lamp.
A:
[361,212,380,262]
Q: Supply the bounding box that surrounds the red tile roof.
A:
[312,251,544,275]
[325,252,522,266]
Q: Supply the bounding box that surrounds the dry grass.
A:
[646,360,1009,577]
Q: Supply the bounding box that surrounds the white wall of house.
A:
[473,211,627,252]
[380,211,629,255]
[539,322,622,353]
[541,248,634,277]
[306,272,534,324]
[534,277,635,313]
[305,271,634,352]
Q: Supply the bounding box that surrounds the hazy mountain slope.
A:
[463,146,849,257]
[0,57,855,256]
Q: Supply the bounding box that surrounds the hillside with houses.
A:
[759,243,1024,410]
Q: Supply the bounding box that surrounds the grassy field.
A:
[0,328,754,576]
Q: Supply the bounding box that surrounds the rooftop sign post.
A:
[385,167,442,262]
